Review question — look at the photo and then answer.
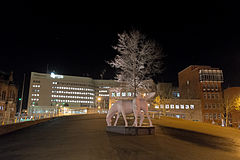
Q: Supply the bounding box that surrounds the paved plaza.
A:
[0,115,239,160]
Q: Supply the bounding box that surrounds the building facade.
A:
[178,65,224,124]
[0,71,18,125]
[151,98,202,122]
[27,72,120,115]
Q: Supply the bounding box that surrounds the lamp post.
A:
[18,73,25,123]
[97,97,101,109]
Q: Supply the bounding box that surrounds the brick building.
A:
[178,65,224,124]
[0,71,18,125]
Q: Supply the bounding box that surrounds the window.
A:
[190,105,194,109]
[155,105,159,109]
[116,92,120,97]
[203,94,207,99]
[207,84,210,91]
[213,113,217,119]
[211,84,215,91]
[185,105,189,109]
[165,104,169,109]
[204,114,209,120]
[122,92,126,96]
[170,104,174,109]
[160,104,164,109]
[204,104,208,109]
[215,94,219,99]
[208,104,212,109]
[209,114,213,119]
[127,92,132,96]
[2,91,6,100]
[207,94,211,99]
[202,84,206,91]
[180,105,184,109]
[212,104,216,109]
[111,92,115,97]
[175,105,179,109]
[218,113,221,119]
[212,94,215,99]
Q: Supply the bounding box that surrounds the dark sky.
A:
[1,1,240,108]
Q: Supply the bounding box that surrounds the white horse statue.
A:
[106,92,155,127]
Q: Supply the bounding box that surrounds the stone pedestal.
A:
[106,126,155,135]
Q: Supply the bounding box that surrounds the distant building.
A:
[0,71,18,124]
[27,72,120,115]
[150,82,202,121]
[178,65,224,124]
[224,87,240,127]
[150,98,202,122]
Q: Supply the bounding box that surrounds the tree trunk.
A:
[226,111,229,127]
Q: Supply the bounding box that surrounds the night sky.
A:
[1,1,240,109]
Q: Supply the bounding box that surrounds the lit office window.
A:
[122,92,126,96]
[160,104,164,109]
[155,105,159,109]
[127,92,132,96]
[175,105,179,109]
[170,104,174,109]
[112,92,116,97]
[185,105,189,109]
[180,105,184,109]
[99,90,107,93]
[190,105,194,109]
[116,92,120,96]
[165,104,169,109]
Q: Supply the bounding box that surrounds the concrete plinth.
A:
[106,126,155,135]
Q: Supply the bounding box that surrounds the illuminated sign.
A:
[50,72,64,79]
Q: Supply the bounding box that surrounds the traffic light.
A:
[19,98,22,101]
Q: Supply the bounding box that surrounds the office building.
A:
[27,72,120,115]
[178,65,224,124]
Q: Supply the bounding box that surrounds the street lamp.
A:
[97,97,101,109]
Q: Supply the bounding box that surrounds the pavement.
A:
[0,115,239,160]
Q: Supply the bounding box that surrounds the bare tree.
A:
[223,95,240,127]
[153,83,174,116]
[108,30,164,96]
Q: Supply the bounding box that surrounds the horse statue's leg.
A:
[114,113,120,126]
[139,111,144,126]
[132,105,138,127]
[141,107,153,127]
[146,111,153,127]
[121,111,128,127]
